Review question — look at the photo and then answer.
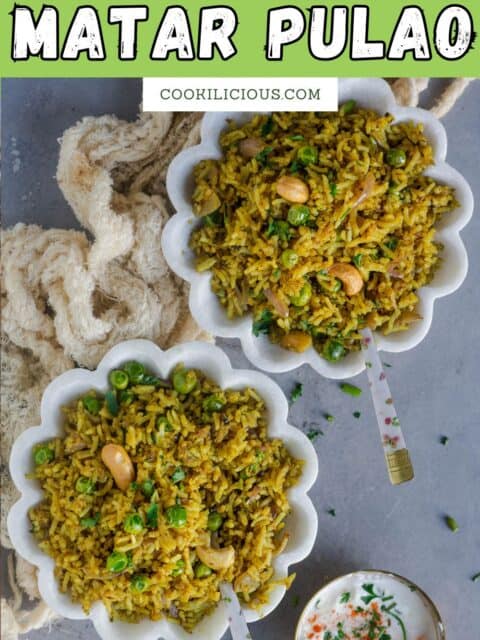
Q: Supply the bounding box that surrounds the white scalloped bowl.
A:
[163,78,473,378]
[8,339,318,640]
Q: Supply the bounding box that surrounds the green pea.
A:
[34,445,54,466]
[141,479,155,498]
[339,99,356,115]
[290,281,312,307]
[323,339,346,362]
[202,394,225,412]
[75,476,96,494]
[119,389,134,405]
[106,551,129,573]
[386,148,406,167]
[131,574,149,592]
[172,559,186,577]
[82,396,102,415]
[173,368,197,394]
[194,562,213,579]
[165,504,187,528]
[109,369,129,390]
[281,249,299,269]
[123,361,145,384]
[287,205,310,227]
[297,145,318,165]
[124,513,144,534]
[207,512,223,532]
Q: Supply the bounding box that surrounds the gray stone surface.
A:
[2,78,479,640]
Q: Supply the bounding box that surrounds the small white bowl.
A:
[162,78,474,378]
[8,339,318,640]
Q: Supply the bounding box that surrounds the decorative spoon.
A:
[361,328,414,485]
[220,582,252,640]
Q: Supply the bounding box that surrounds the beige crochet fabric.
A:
[0,79,473,637]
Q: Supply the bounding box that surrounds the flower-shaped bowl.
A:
[162,78,473,378]
[8,339,318,640]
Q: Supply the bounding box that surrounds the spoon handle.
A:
[361,329,414,485]
[220,582,252,640]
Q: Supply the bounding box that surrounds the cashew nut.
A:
[328,263,364,296]
[276,176,310,203]
[193,187,221,217]
[101,444,135,491]
[239,137,265,159]
[280,331,312,353]
[196,545,235,571]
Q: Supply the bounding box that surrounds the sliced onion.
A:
[351,173,376,211]
[387,263,404,279]
[264,288,289,318]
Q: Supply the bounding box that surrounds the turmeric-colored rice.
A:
[29,363,302,630]
[190,107,456,360]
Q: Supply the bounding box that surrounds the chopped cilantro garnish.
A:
[266,218,292,242]
[339,591,350,603]
[256,146,273,167]
[252,310,273,337]
[353,253,363,267]
[171,467,185,484]
[307,429,323,441]
[472,572,480,582]
[261,116,274,137]
[80,513,100,528]
[146,503,159,529]
[290,383,303,404]
[289,159,301,173]
[353,411,361,419]
[329,182,338,197]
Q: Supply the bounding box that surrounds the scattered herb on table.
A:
[445,515,459,532]
[440,435,449,446]
[339,591,350,603]
[307,429,323,441]
[471,572,480,582]
[353,411,361,419]
[383,362,393,368]
[290,383,303,404]
[340,382,362,397]
[327,508,336,517]
[325,413,335,423]
[292,595,300,607]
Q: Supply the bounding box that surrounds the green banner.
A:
[1,0,478,77]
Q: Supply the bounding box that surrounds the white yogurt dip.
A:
[296,571,444,640]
